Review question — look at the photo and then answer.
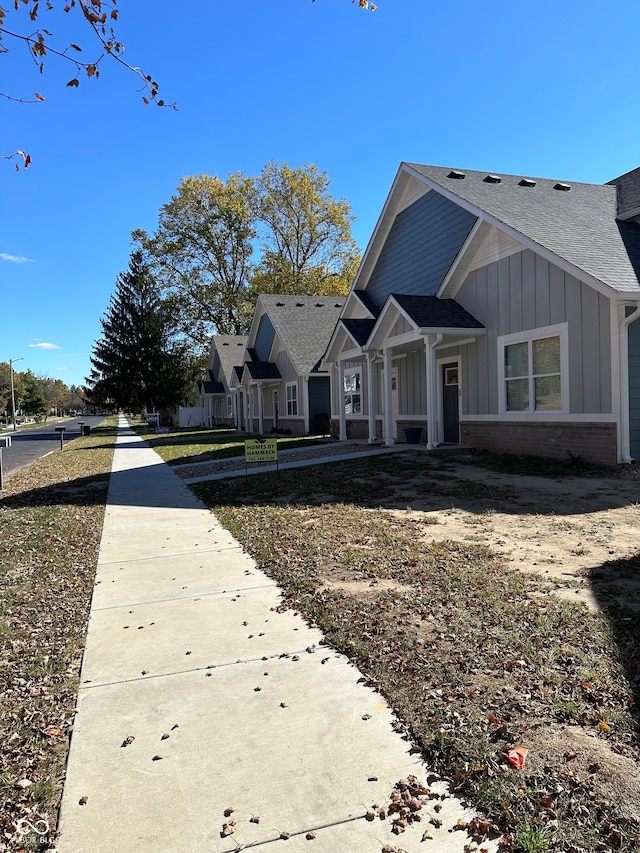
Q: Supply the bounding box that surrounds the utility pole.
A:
[9,357,24,432]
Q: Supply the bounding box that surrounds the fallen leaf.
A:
[507,745,528,770]
[151,754,163,761]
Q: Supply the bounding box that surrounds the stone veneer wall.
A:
[460,421,618,466]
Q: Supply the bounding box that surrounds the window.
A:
[286,382,298,416]
[343,369,362,414]
[499,324,567,414]
[226,395,233,417]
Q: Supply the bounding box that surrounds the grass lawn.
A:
[127,422,329,467]
[2,421,638,852]
[0,420,117,851]
[188,452,640,853]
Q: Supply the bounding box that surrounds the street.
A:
[0,415,103,477]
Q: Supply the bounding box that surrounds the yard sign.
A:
[244,438,279,476]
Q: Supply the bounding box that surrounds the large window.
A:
[499,324,568,414]
[286,382,298,416]
[343,369,362,414]
[226,395,233,417]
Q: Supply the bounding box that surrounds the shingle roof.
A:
[198,379,224,395]
[213,336,248,385]
[391,294,484,330]
[245,361,281,381]
[405,163,640,294]
[341,318,377,345]
[257,295,346,373]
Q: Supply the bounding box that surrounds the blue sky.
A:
[1,0,639,389]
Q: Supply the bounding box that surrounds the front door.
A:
[442,363,460,443]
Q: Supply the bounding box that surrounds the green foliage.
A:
[87,251,197,412]
[135,162,360,347]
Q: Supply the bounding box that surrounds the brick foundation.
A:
[461,421,618,467]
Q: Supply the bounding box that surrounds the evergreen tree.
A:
[88,251,195,412]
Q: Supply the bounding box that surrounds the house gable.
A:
[254,314,276,362]
[365,190,477,306]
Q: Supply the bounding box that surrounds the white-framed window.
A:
[343,369,362,414]
[498,323,569,415]
[226,395,232,417]
[286,382,298,416]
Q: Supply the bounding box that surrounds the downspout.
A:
[426,334,443,449]
[366,352,377,443]
[619,302,640,463]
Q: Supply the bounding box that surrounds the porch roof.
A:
[243,361,282,382]
[392,294,485,330]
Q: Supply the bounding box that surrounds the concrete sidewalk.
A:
[56,418,499,852]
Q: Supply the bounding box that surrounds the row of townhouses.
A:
[195,161,640,466]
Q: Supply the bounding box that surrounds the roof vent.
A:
[335,303,342,307]
[295,302,305,307]
[222,342,229,346]
[447,170,465,180]
[553,182,571,191]
[276,301,285,306]
[315,302,324,307]
[519,178,537,188]
[483,174,502,184]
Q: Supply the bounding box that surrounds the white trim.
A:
[497,322,569,415]
[460,413,618,423]
[343,366,363,417]
[285,381,298,417]
[618,301,640,462]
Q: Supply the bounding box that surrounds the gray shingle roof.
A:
[341,318,377,345]
[391,294,484,329]
[406,163,640,294]
[212,335,248,385]
[245,361,281,381]
[257,295,346,374]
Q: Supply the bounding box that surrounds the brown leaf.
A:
[151,754,163,761]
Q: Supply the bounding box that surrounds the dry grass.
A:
[0,422,116,851]
[192,453,640,853]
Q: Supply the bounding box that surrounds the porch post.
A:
[338,362,347,441]
[366,352,377,443]
[425,335,441,449]
[247,387,253,434]
[383,348,394,446]
[257,383,264,435]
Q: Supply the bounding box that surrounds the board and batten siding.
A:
[366,192,477,306]
[629,318,640,459]
[457,249,612,415]
[211,351,221,378]
[392,351,427,415]
[254,314,276,362]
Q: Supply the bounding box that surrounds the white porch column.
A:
[302,375,310,434]
[425,335,441,449]
[366,352,377,443]
[383,348,394,446]
[246,388,252,434]
[257,383,264,435]
[338,362,347,441]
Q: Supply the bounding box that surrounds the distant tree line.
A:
[0,364,85,424]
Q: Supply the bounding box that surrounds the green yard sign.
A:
[244,438,278,463]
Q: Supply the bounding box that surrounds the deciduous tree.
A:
[251,161,360,297]
[137,162,360,348]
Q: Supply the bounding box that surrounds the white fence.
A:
[179,407,205,428]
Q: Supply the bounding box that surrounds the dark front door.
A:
[442,363,460,444]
